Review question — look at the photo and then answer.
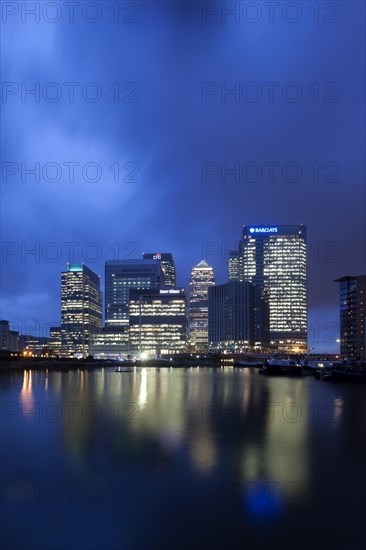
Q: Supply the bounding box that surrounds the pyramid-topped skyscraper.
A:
[189,260,215,351]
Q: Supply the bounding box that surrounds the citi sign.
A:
[249,227,278,234]
[153,254,162,259]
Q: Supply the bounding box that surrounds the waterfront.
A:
[1,368,366,549]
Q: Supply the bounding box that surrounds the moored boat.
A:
[233,360,264,368]
[115,366,134,373]
[258,358,305,376]
[330,367,366,383]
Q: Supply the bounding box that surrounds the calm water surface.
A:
[1,367,365,549]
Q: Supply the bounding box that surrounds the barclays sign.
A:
[249,227,278,234]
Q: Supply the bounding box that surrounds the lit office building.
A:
[189,260,215,351]
[228,249,240,281]
[208,281,255,352]
[335,275,366,360]
[49,327,61,356]
[91,327,129,360]
[61,264,102,357]
[143,253,176,287]
[105,260,162,327]
[20,335,49,356]
[129,288,188,357]
[241,225,307,352]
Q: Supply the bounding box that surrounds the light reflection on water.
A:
[1,367,366,550]
[20,369,32,395]
[138,368,148,408]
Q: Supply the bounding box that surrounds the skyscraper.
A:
[208,281,255,352]
[241,225,307,352]
[49,326,61,356]
[228,249,240,281]
[189,260,215,351]
[105,260,162,327]
[61,263,102,357]
[129,288,188,357]
[335,275,366,360]
[143,253,176,287]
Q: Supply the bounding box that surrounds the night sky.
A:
[1,1,365,352]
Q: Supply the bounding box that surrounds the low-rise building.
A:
[0,320,20,352]
[91,328,129,360]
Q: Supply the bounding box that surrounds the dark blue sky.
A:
[1,1,365,352]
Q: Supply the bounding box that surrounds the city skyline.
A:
[2,245,364,359]
[2,224,360,353]
[56,225,307,357]
[1,224,363,354]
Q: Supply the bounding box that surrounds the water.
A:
[1,367,365,549]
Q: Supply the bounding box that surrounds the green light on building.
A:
[67,264,83,272]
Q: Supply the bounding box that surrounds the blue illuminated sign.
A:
[249,227,278,234]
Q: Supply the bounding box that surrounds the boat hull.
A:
[331,369,366,383]
[259,366,305,376]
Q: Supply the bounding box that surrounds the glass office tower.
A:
[208,281,255,352]
[189,260,215,351]
[335,275,366,360]
[228,250,240,281]
[61,263,102,357]
[241,225,307,352]
[105,260,162,327]
[49,327,61,356]
[129,288,188,357]
[143,253,176,287]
